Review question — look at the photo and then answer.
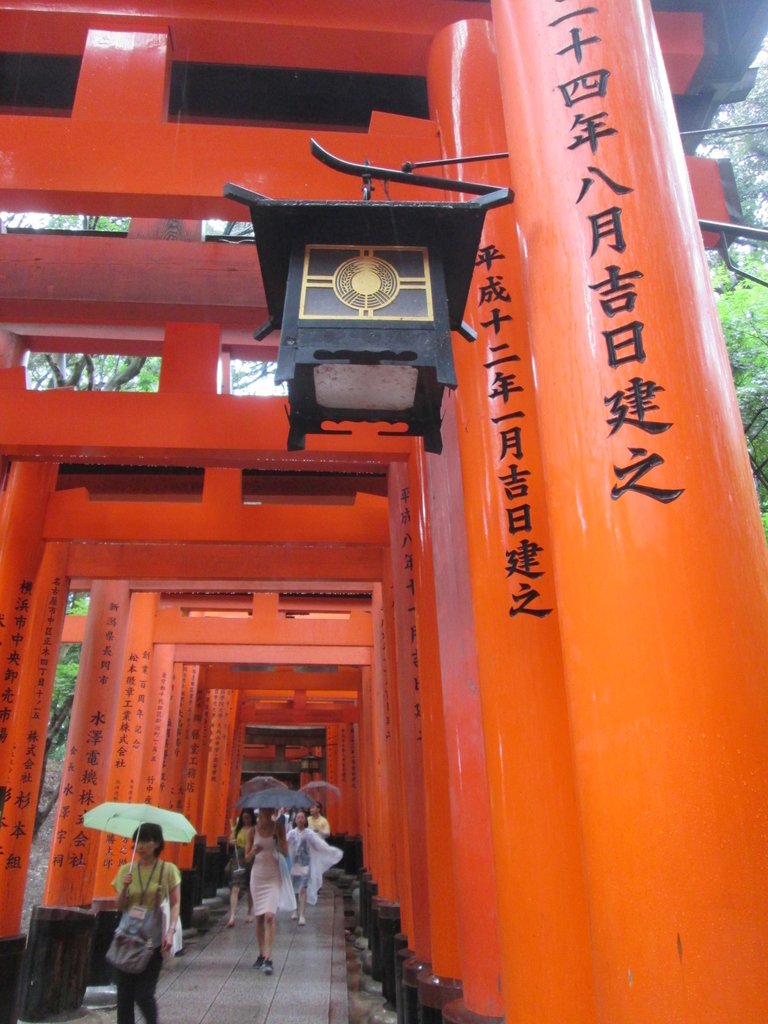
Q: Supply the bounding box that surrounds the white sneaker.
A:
[298,916,306,926]
[291,911,298,920]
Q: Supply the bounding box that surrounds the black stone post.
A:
[364,878,378,942]
[180,868,197,928]
[88,897,120,986]
[359,870,371,937]
[401,957,431,1024]
[417,972,463,1024]
[370,897,384,981]
[442,998,505,1024]
[394,940,414,1024]
[379,902,402,1008]
[202,846,221,898]
[0,934,25,1024]
[19,907,96,1022]
[217,836,229,887]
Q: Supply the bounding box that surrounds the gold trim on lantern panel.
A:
[299,244,434,321]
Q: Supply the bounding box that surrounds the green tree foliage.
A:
[700,65,768,224]
[696,54,768,533]
[27,353,161,392]
[35,593,88,834]
[711,256,768,519]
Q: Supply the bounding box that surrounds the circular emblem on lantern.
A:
[332,255,400,311]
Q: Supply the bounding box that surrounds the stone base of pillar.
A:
[378,902,402,1008]
[417,972,463,1024]
[0,934,25,1024]
[88,898,120,986]
[401,958,431,1024]
[441,996,504,1024]
[370,898,384,981]
[394,942,414,1024]
[19,907,96,1022]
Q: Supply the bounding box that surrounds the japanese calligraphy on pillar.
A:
[0,578,32,749]
[339,725,348,787]
[350,723,359,790]
[398,486,422,741]
[11,576,63,856]
[50,598,121,878]
[183,690,205,818]
[2,575,61,874]
[377,613,392,741]
[207,690,228,789]
[547,0,683,503]
[113,647,151,804]
[474,242,553,621]
[143,662,170,805]
[169,666,197,811]
[159,665,179,800]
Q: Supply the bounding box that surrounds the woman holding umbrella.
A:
[112,823,181,1024]
[245,805,289,975]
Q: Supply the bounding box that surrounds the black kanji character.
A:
[611,447,684,503]
[605,377,671,435]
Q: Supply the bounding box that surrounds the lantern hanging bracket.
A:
[310,139,513,207]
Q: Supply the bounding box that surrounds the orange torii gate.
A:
[0,3,767,1024]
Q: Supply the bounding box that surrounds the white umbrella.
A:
[300,779,341,802]
[239,775,290,797]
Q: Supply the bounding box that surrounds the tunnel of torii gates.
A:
[1,1,768,1023]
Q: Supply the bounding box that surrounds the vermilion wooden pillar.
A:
[325,724,339,823]
[139,642,174,806]
[175,665,200,870]
[0,463,58,871]
[160,660,184,806]
[158,658,185,866]
[489,2,768,1020]
[407,452,462,990]
[386,464,433,964]
[225,705,244,822]
[44,580,130,906]
[339,723,361,836]
[357,665,377,875]
[427,20,596,1024]
[200,689,236,842]
[183,682,209,838]
[366,597,403,907]
[0,542,68,933]
[416,430,504,1021]
[92,591,158,896]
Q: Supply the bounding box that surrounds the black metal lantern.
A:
[225,147,511,453]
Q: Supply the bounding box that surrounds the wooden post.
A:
[427,19,597,1023]
[174,664,200,870]
[45,581,131,907]
[0,462,58,935]
[91,591,158,897]
[139,642,174,806]
[0,543,68,932]
[200,689,236,842]
[386,463,433,965]
[489,1,768,1019]
[407,451,463,992]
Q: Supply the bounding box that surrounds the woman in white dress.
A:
[286,811,343,926]
[245,807,288,975]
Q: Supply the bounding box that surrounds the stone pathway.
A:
[68,876,392,1024]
